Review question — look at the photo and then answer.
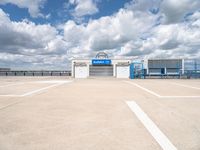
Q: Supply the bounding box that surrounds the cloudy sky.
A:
[0,0,200,70]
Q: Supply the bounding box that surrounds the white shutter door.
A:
[116,66,130,78]
[75,66,87,78]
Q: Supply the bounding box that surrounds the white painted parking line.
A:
[170,82,200,90]
[0,82,24,88]
[33,80,70,84]
[21,81,72,97]
[124,81,200,99]
[21,83,64,97]
[0,81,73,110]
[126,101,177,150]
[124,81,161,98]
[0,100,23,110]
[0,80,72,97]
[0,95,22,97]
[161,96,200,98]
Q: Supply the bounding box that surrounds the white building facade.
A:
[72,52,131,78]
[71,52,186,79]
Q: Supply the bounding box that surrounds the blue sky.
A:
[0,0,200,70]
[0,0,130,24]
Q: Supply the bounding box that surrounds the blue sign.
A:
[92,59,111,65]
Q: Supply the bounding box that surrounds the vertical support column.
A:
[146,67,149,75]
[182,59,184,75]
[130,63,134,79]
[143,59,148,75]
[87,63,90,77]
[113,63,116,77]
[71,60,74,77]
[142,63,144,79]
[194,60,197,73]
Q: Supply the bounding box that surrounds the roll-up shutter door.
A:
[89,65,113,76]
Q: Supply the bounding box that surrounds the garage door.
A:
[116,65,130,78]
[75,66,88,78]
[89,65,113,77]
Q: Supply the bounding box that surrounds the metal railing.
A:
[183,70,200,79]
[0,71,71,76]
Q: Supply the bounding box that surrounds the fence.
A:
[141,59,200,79]
[0,71,71,76]
[183,59,200,78]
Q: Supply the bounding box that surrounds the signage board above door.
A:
[92,59,111,65]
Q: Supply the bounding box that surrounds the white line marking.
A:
[126,101,177,150]
[124,81,200,99]
[170,83,200,90]
[21,81,71,97]
[0,95,22,97]
[161,96,200,98]
[0,83,24,88]
[0,100,23,110]
[33,80,70,84]
[124,81,161,98]
[0,80,72,97]
[0,81,73,110]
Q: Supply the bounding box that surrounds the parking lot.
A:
[0,77,200,150]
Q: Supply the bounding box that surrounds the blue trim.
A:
[130,62,144,79]
[92,59,111,65]
[130,63,134,79]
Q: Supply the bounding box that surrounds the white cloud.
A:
[187,11,200,27]
[68,0,98,17]
[0,9,69,69]
[0,52,70,70]
[62,6,200,59]
[160,0,200,24]
[1,1,200,70]
[140,20,200,58]
[63,9,156,58]
[0,9,65,54]
[125,0,200,24]
[124,0,161,13]
[118,40,152,57]
[0,0,46,17]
